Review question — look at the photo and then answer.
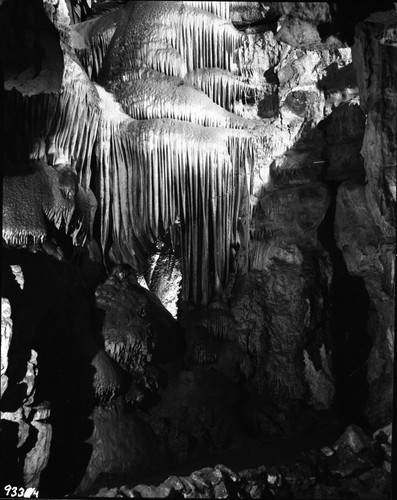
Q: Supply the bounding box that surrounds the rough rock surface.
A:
[1,293,52,490]
[335,16,396,426]
[77,398,162,495]
[95,265,182,403]
[91,424,391,499]
[1,298,13,396]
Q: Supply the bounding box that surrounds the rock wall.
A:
[335,15,396,426]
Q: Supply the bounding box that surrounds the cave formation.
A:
[1,1,395,498]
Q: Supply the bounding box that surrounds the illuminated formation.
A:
[3,1,259,305]
[93,0,258,304]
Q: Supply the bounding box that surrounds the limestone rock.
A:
[335,179,394,426]
[23,417,53,488]
[303,345,335,410]
[1,295,52,490]
[95,265,181,402]
[332,424,373,454]
[146,250,182,319]
[78,398,161,494]
[1,298,13,397]
[276,16,344,50]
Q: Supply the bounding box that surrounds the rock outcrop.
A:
[1,295,52,491]
[335,14,396,426]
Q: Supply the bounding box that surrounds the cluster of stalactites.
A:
[73,10,121,81]
[48,54,101,190]
[95,79,254,302]
[111,74,252,128]
[91,1,258,303]
[101,1,243,83]
[180,1,231,20]
[3,54,101,192]
[168,5,242,74]
[184,68,257,113]
[2,163,77,248]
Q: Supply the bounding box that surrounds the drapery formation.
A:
[89,0,258,304]
[3,1,259,305]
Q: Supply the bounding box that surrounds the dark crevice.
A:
[317,181,372,428]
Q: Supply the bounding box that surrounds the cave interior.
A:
[0,1,396,498]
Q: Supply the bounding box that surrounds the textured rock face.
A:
[1,298,13,396]
[1,294,52,490]
[221,31,348,413]
[77,399,161,495]
[0,0,64,95]
[145,249,182,319]
[95,265,181,402]
[334,16,396,426]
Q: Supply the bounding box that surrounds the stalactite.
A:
[207,309,238,341]
[3,54,101,191]
[78,1,258,304]
[193,343,219,365]
[74,9,120,81]
[3,90,59,165]
[48,54,101,189]
[101,1,242,84]
[184,68,257,112]
[110,75,252,128]
[2,163,77,246]
[91,348,124,404]
[181,1,231,20]
[95,73,254,301]
[73,16,116,81]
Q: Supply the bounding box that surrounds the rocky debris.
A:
[373,423,393,473]
[90,424,391,499]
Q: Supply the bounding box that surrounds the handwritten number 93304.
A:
[3,486,39,498]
